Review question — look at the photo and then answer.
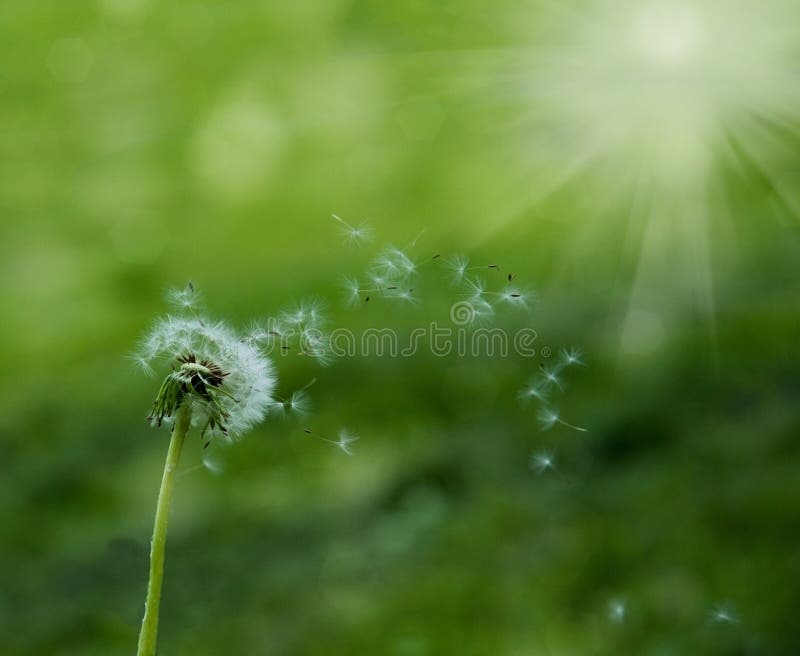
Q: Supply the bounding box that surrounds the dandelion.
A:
[530,449,556,474]
[331,213,374,245]
[133,286,277,656]
[537,406,587,432]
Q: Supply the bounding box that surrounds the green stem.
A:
[137,403,192,656]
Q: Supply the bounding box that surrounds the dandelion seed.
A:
[608,599,626,623]
[342,275,362,307]
[497,287,534,308]
[394,289,419,305]
[375,246,416,278]
[130,354,155,377]
[538,364,564,391]
[331,213,374,245]
[445,254,470,284]
[304,427,359,455]
[333,429,359,455]
[518,382,549,403]
[166,282,202,312]
[464,276,486,299]
[537,406,587,432]
[530,449,556,474]
[710,603,739,625]
[560,346,586,368]
[201,448,226,476]
[270,388,311,418]
[285,389,310,415]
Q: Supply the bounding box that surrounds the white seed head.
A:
[135,287,277,441]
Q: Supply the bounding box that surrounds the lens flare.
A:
[425,0,800,340]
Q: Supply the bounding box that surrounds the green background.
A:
[1,1,799,654]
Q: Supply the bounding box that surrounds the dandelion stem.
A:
[137,403,192,656]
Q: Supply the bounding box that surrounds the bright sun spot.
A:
[635,3,701,65]
[451,0,799,340]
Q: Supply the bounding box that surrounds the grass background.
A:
[1,1,799,654]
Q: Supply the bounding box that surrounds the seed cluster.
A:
[148,353,233,437]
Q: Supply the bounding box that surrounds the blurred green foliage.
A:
[1,1,799,655]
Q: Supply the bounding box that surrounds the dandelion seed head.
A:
[135,289,277,441]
